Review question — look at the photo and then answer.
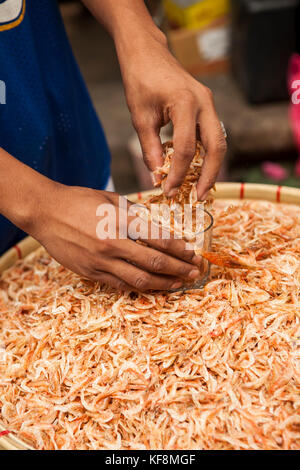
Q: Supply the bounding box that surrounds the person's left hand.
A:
[117,31,227,201]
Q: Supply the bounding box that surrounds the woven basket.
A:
[1,182,300,450]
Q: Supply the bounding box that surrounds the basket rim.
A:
[1,181,300,450]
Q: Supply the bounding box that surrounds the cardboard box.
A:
[167,18,230,76]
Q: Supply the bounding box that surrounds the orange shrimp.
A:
[201,251,257,270]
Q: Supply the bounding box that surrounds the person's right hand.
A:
[26,183,202,292]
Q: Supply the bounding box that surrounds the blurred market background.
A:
[59,0,300,194]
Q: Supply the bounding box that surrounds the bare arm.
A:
[82,0,227,200]
[0,147,53,231]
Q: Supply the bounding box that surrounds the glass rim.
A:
[194,207,214,234]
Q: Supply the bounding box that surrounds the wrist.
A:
[113,11,167,64]
[115,22,167,49]
[13,176,60,235]
[115,27,169,90]
[0,149,60,235]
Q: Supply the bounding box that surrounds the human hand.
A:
[27,184,202,291]
[117,32,227,200]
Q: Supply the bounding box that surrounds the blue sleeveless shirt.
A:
[0,0,111,253]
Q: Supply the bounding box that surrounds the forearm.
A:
[0,147,54,231]
[82,1,226,198]
[82,0,166,48]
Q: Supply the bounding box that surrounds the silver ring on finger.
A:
[220,121,227,139]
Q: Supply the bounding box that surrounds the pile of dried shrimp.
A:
[0,198,299,450]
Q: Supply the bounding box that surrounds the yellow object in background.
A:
[163,0,230,30]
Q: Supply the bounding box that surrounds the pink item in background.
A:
[288,54,300,177]
[261,161,288,182]
[295,158,300,178]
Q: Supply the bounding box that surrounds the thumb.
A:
[135,124,164,173]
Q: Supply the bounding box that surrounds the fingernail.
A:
[166,187,180,198]
[192,255,203,265]
[189,269,200,279]
[171,281,183,289]
[199,191,208,202]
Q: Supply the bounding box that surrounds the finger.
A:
[140,129,164,171]
[88,270,132,292]
[108,259,183,292]
[116,239,200,280]
[97,196,202,268]
[133,116,164,183]
[164,98,197,197]
[125,207,203,266]
[143,233,202,266]
[197,111,227,201]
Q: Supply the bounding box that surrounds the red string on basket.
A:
[240,182,245,199]
[13,244,22,260]
[0,430,10,437]
[276,185,282,203]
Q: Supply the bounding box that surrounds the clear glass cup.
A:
[174,207,213,291]
[148,206,214,292]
